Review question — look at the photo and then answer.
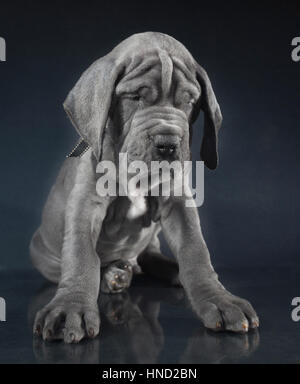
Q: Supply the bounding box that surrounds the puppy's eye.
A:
[125,93,140,101]
[131,94,141,101]
[182,91,196,107]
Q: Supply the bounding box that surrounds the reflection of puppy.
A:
[29,284,168,364]
[30,32,258,343]
[29,282,259,364]
[100,292,165,364]
[180,329,260,364]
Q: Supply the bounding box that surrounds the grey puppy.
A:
[30,32,259,343]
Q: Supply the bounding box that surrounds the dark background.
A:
[0,0,299,270]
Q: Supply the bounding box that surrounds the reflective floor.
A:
[0,267,300,364]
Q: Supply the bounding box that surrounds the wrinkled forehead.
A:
[112,35,200,96]
[111,32,196,69]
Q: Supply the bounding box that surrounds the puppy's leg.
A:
[30,229,61,284]
[101,260,133,294]
[33,153,109,343]
[160,197,259,334]
[30,158,80,284]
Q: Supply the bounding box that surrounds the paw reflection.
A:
[28,280,259,364]
[180,328,260,364]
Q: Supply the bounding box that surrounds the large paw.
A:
[197,291,259,334]
[33,293,100,344]
[101,260,133,294]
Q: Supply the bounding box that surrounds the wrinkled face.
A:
[111,51,201,168]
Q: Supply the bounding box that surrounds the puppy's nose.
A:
[154,134,180,158]
[156,143,176,157]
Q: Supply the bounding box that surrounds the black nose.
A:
[156,143,176,157]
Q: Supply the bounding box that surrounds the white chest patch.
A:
[127,195,147,220]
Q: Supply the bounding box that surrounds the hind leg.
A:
[30,229,61,284]
[101,260,133,294]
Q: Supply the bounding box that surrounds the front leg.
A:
[160,197,259,333]
[34,154,109,343]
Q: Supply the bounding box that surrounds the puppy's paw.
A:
[196,292,259,334]
[33,293,100,343]
[101,261,133,294]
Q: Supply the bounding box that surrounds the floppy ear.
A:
[195,63,223,170]
[63,56,123,161]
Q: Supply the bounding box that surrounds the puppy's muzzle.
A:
[132,106,189,160]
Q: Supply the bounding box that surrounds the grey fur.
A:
[30,32,258,343]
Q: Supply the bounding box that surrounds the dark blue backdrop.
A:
[0,0,299,269]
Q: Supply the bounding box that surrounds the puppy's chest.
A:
[99,196,159,241]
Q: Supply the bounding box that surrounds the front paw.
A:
[33,292,100,343]
[196,291,259,334]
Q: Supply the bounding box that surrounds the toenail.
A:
[88,328,94,338]
[242,323,248,331]
[69,333,75,342]
[34,325,41,335]
[216,322,222,329]
[46,330,52,339]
